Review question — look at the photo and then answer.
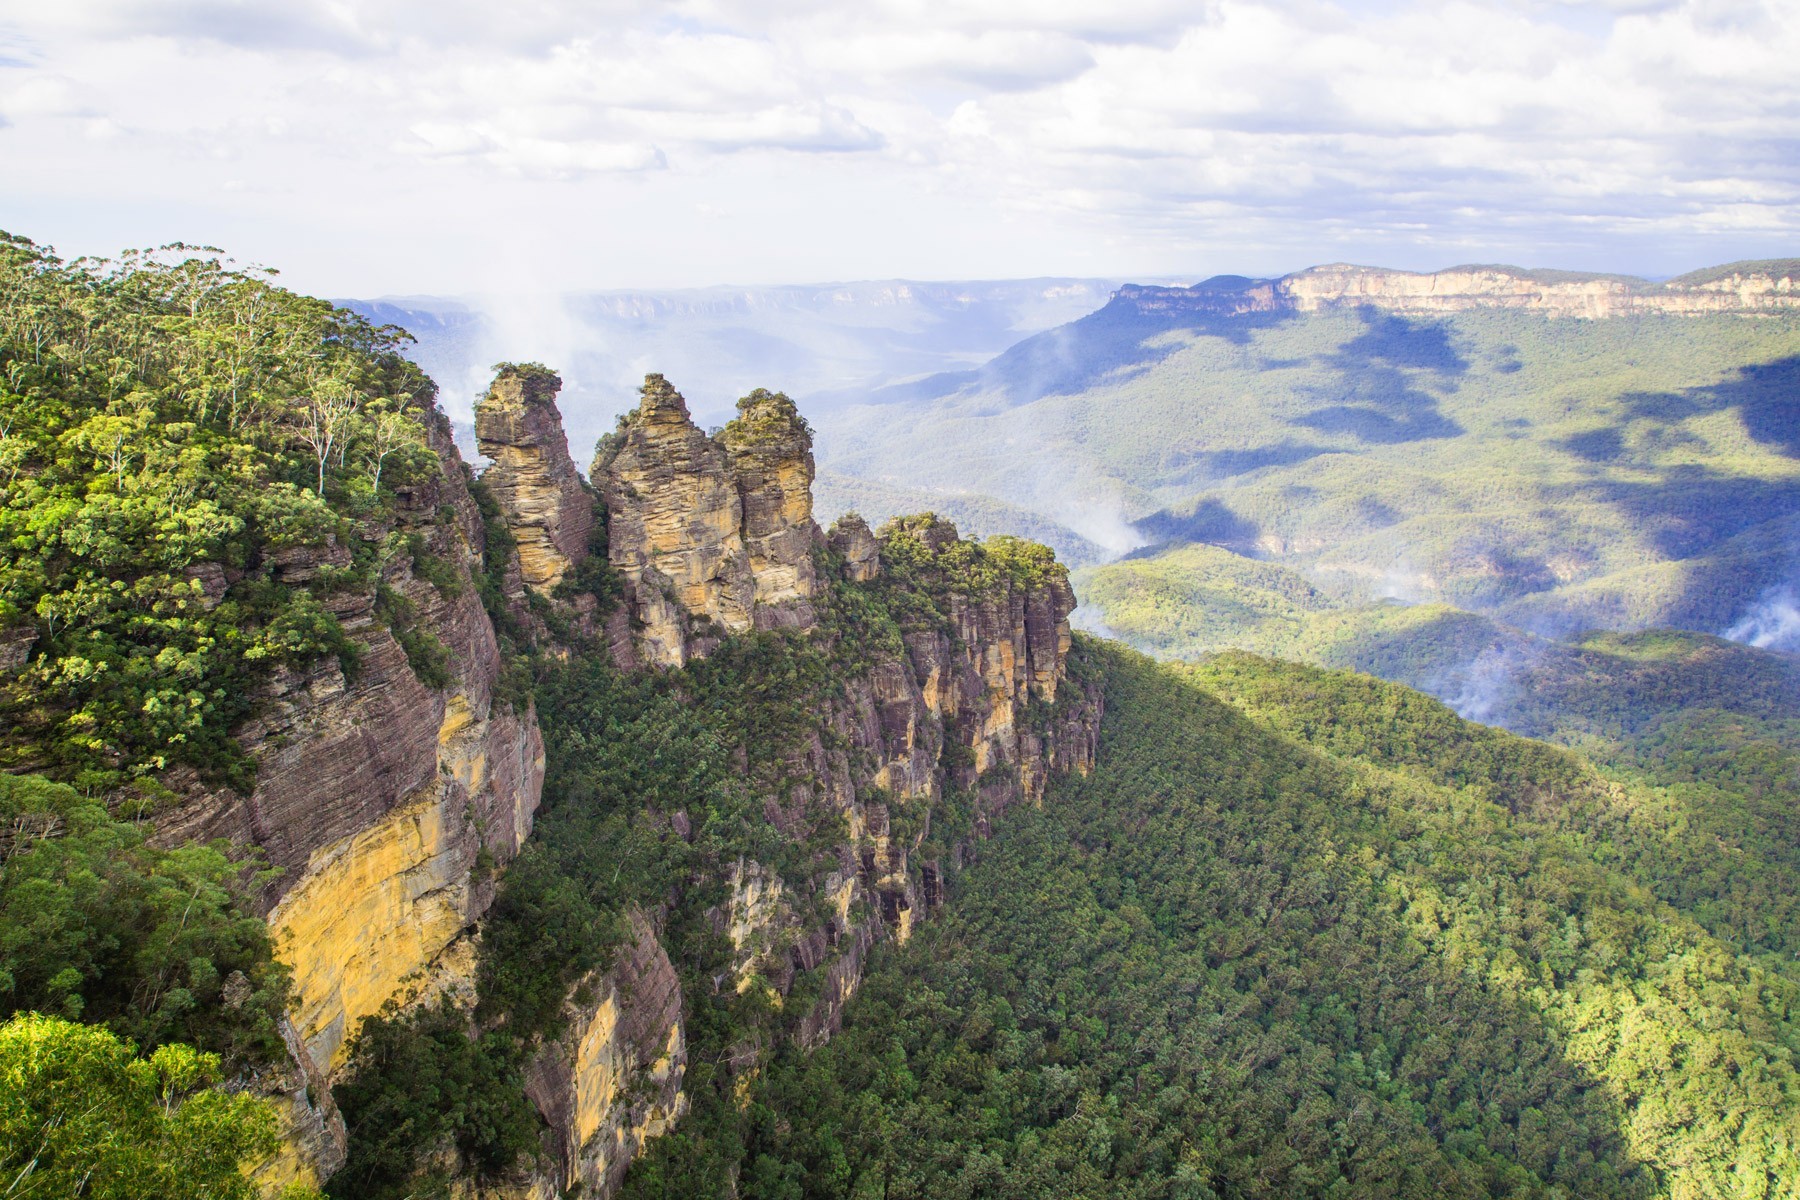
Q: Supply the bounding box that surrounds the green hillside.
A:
[818,304,1800,635]
[729,643,1800,1200]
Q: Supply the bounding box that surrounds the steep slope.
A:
[0,238,559,1193]
[743,643,1800,1199]
[326,375,1101,1199]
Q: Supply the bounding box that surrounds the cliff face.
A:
[599,376,820,666]
[475,365,595,594]
[155,406,547,1191]
[522,911,687,1198]
[1115,261,1800,322]
[187,364,1096,1199]
[719,389,822,629]
[591,381,1100,1068]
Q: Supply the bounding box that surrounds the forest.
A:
[4,232,1799,1200]
[737,643,1800,1199]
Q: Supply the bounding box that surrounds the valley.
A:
[4,238,1800,1200]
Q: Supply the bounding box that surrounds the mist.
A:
[1725,584,1800,654]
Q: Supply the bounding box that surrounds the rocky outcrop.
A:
[703,510,1101,1047]
[475,365,595,594]
[522,911,686,1198]
[1114,260,1800,322]
[828,514,881,582]
[599,376,821,666]
[155,407,546,1189]
[720,390,821,630]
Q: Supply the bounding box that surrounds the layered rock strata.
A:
[723,512,1103,1048]
[1114,260,1800,322]
[718,389,821,629]
[154,407,547,1190]
[522,911,687,1198]
[593,377,1100,1066]
[475,365,595,593]
[600,376,821,666]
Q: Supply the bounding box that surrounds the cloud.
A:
[0,0,1795,292]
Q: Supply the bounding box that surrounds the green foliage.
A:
[488,361,561,400]
[0,1012,282,1200]
[878,513,1066,604]
[373,582,452,690]
[719,387,812,449]
[1077,542,1331,655]
[0,773,289,1070]
[823,304,1800,634]
[466,477,521,635]
[405,532,464,600]
[550,495,623,614]
[0,233,443,788]
[327,1000,540,1200]
[735,643,1800,1200]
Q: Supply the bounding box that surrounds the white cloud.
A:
[0,0,1794,293]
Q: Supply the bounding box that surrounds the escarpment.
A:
[153,404,547,1192]
[1114,260,1800,322]
[157,360,1095,1200]
[586,379,1100,1062]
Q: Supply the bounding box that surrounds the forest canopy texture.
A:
[5,231,1800,1200]
[730,643,1800,1200]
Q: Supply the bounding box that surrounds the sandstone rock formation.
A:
[523,911,687,1198]
[1115,260,1800,322]
[154,407,546,1190]
[696,510,1101,1048]
[161,368,1096,1199]
[600,375,821,666]
[475,364,595,593]
[828,513,881,582]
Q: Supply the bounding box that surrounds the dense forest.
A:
[0,236,449,1194]
[737,644,1800,1199]
[6,232,1800,1200]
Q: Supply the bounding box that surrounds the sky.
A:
[0,0,1796,297]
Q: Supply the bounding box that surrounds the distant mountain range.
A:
[798,258,1800,731]
[342,277,1144,465]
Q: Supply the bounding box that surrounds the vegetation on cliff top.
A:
[0,233,443,790]
[332,514,1080,1197]
[719,387,812,450]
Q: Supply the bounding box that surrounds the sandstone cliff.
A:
[522,911,686,1198]
[591,379,1100,1066]
[154,405,547,1191]
[1115,259,1800,322]
[598,375,820,666]
[183,366,1098,1200]
[475,364,595,594]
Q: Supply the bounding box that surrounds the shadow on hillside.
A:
[860,299,1299,410]
[1128,498,1261,554]
[1624,354,1800,456]
[1088,654,1656,1192]
[1291,309,1468,445]
[1163,438,1334,486]
[1546,357,1800,625]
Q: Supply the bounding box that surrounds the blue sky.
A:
[0,0,1794,295]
